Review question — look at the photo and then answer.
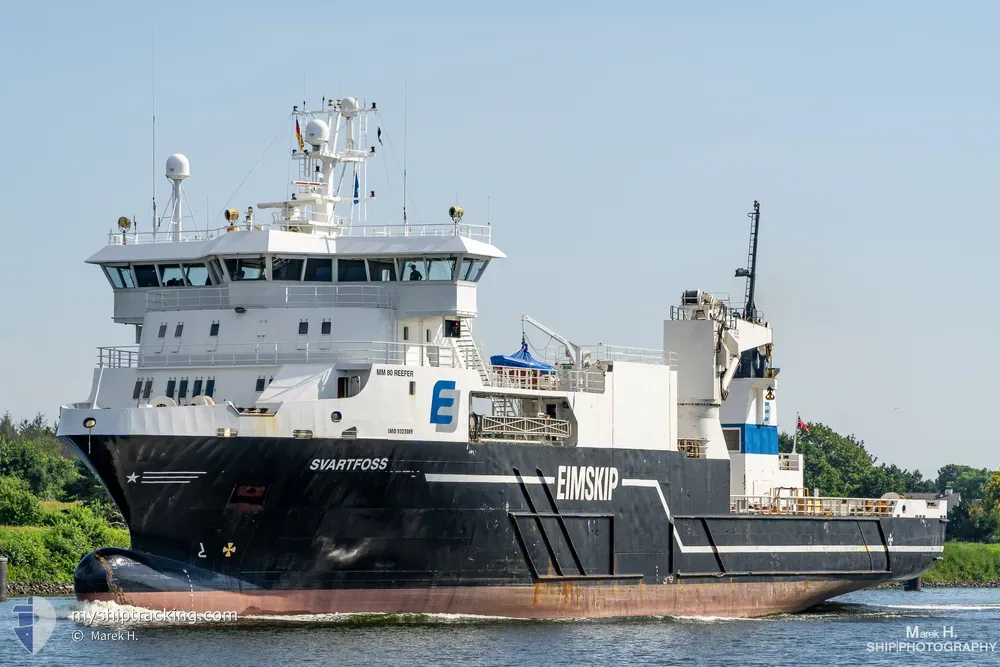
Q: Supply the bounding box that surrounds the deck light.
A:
[83,417,96,429]
[234,306,246,314]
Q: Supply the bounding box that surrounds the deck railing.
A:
[107,222,491,246]
[146,284,393,311]
[730,495,898,517]
[96,341,455,370]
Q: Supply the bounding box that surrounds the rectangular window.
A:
[255,377,266,392]
[272,257,304,281]
[321,320,331,335]
[368,259,397,282]
[132,379,143,400]
[178,379,189,400]
[337,259,367,282]
[209,322,220,337]
[157,323,167,338]
[400,258,426,282]
[298,321,309,335]
[142,379,153,400]
[426,329,431,343]
[105,265,134,289]
[724,428,741,452]
[444,319,461,338]
[134,264,159,288]
[337,376,361,398]
[460,258,487,281]
[403,326,409,341]
[225,257,267,281]
[165,379,176,398]
[192,379,203,397]
[303,258,333,282]
[183,263,211,286]
[174,323,184,337]
[426,257,457,281]
[159,264,186,287]
[205,378,216,397]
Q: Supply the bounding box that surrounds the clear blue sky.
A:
[1,1,996,476]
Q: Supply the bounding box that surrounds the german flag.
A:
[295,119,305,151]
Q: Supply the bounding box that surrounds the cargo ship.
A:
[58,97,945,618]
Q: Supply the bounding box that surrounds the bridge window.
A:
[321,320,331,335]
[337,259,367,282]
[209,322,220,337]
[134,265,159,288]
[272,257,304,281]
[165,379,176,398]
[368,259,396,282]
[192,379,203,397]
[400,259,426,281]
[225,257,266,281]
[157,323,167,338]
[208,258,225,284]
[460,258,488,281]
[205,378,216,397]
[142,379,153,400]
[304,258,333,281]
[298,321,309,335]
[174,323,184,337]
[159,264,186,287]
[255,377,266,392]
[426,257,457,281]
[132,379,143,400]
[184,263,211,286]
[104,265,135,289]
[178,379,189,400]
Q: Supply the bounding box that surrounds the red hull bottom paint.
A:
[79,580,868,619]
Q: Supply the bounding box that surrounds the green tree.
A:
[0,476,43,525]
[936,464,992,500]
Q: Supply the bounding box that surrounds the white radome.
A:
[305,118,330,145]
[340,97,359,118]
[165,154,190,180]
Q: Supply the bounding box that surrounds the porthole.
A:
[331,411,342,423]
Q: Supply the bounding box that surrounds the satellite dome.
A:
[305,118,330,145]
[165,154,190,180]
[340,97,359,118]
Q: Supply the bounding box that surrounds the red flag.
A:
[797,416,809,434]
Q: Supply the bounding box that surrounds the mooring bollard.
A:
[0,555,7,601]
[904,576,921,592]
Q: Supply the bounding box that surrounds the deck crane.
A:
[521,314,581,368]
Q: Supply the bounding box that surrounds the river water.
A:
[2,587,998,666]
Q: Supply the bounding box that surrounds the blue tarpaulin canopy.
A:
[489,342,555,371]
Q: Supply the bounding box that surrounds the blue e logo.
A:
[430,380,457,424]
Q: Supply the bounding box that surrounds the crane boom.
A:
[521,314,581,367]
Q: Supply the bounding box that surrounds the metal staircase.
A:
[454,322,517,417]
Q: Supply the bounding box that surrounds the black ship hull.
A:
[64,435,945,618]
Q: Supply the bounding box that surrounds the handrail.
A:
[107,221,492,246]
[730,495,898,517]
[97,341,455,370]
[146,284,394,311]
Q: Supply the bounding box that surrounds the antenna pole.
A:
[403,80,407,232]
[151,28,156,238]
